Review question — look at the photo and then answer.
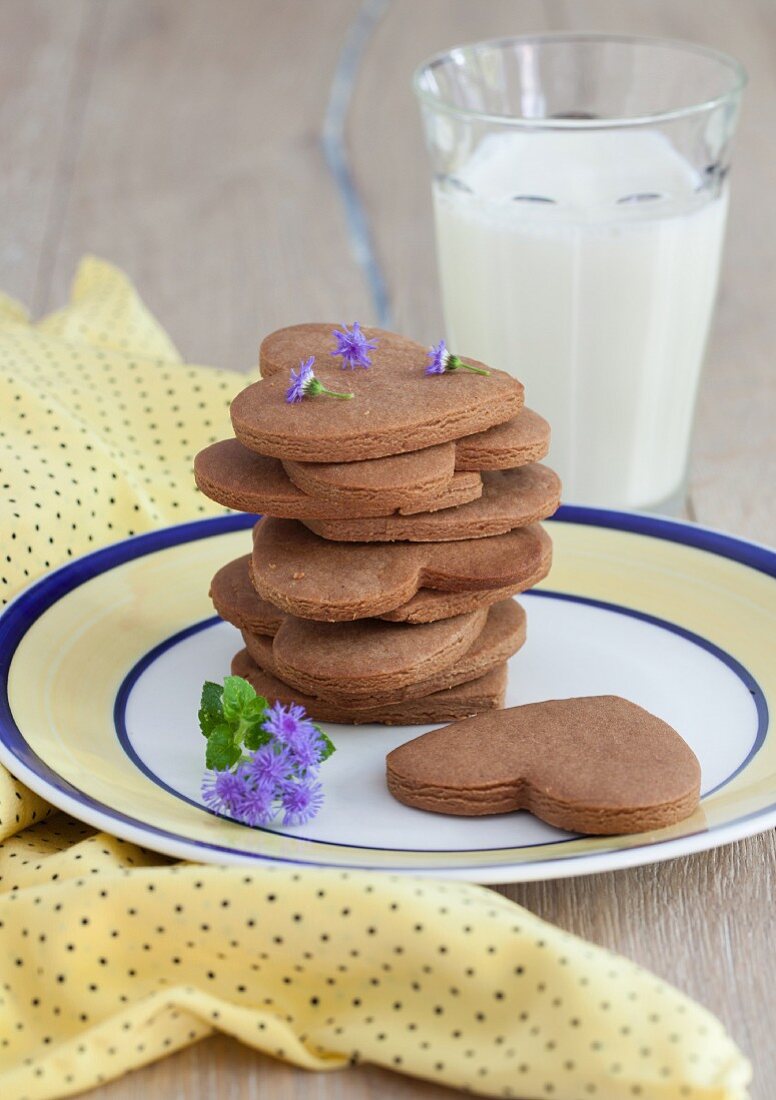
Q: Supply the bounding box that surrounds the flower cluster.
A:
[285,356,355,405]
[198,677,335,828]
[425,339,489,376]
[331,321,377,369]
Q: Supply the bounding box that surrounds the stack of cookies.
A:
[194,324,560,725]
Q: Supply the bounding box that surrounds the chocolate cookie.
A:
[231,324,524,462]
[376,580,528,624]
[252,518,552,621]
[272,606,489,704]
[245,599,525,706]
[195,438,482,518]
[212,553,528,632]
[210,555,285,636]
[455,407,550,471]
[281,406,550,511]
[283,442,460,515]
[386,697,701,835]
[232,648,508,726]
[303,464,561,542]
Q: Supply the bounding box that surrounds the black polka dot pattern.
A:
[0,257,239,609]
[0,824,752,1097]
[1,257,243,860]
[0,261,751,1097]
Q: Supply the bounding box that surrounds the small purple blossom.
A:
[280,778,325,826]
[286,356,354,405]
[331,322,378,369]
[425,339,490,377]
[264,700,315,743]
[202,767,249,815]
[234,769,275,827]
[426,339,450,375]
[286,356,316,402]
[245,743,292,787]
[264,701,323,772]
[287,728,325,772]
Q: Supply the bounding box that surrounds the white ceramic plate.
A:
[0,507,773,882]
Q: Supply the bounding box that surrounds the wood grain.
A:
[3,1,774,1097]
[31,0,373,372]
[0,0,97,307]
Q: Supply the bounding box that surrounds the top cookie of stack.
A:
[195,323,561,725]
[196,323,560,533]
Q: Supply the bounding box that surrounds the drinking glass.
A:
[414,34,746,512]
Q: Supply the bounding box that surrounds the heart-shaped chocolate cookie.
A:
[270,606,488,704]
[195,439,482,519]
[232,648,508,726]
[231,324,524,462]
[244,599,524,706]
[281,406,550,510]
[282,442,460,515]
[211,554,530,631]
[454,408,550,471]
[303,464,561,542]
[375,580,528,624]
[209,555,286,636]
[251,518,552,620]
[386,697,701,835]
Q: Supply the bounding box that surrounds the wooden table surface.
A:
[4,1,775,1097]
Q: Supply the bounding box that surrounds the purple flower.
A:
[245,743,292,787]
[286,356,316,403]
[264,701,316,744]
[425,339,489,377]
[233,770,276,827]
[331,322,378,370]
[261,701,324,771]
[426,339,450,375]
[287,729,325,772]
[280,778,325,826]
[201,767,248,815]
[285,356,355,404]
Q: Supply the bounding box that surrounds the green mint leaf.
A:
[238,693,269,750]
[244,724,272,751]
[221,675,257,722]
[314,724,336,762]
[198,681,224,738]
[205,724,242,771]
[242,694,269,721]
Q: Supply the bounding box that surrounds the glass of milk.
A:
[414,34,745,512]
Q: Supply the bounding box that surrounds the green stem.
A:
[320,385,355,400]
[309,379,355,400]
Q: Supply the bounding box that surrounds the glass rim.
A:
[412,32,747,129]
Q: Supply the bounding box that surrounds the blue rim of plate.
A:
[0,505,774,874]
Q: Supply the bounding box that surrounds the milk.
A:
[433,130,728,509]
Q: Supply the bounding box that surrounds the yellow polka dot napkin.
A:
[0,259,752,1099]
